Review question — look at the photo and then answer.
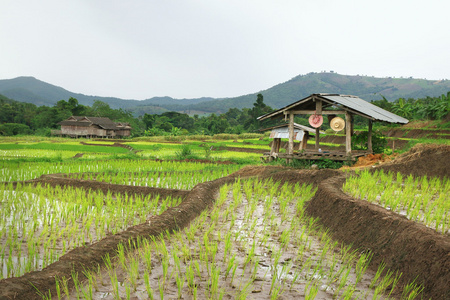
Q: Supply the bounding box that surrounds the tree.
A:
[0,123,33,136]
[245,94,274,131]
[142,113,155,129]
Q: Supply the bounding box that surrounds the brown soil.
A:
[341,153,394,169]
[305,174,450,299]
[384,128,450,139]
[377,143,450,179]
[0,144,448,299]
[27,174,190,200]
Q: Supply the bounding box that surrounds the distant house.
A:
[57,116,132,138]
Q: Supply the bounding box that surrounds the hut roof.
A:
[58,116,131,130]
[257,93,408,124]
[260,123,324,135]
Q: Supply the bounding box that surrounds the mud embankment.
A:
[28,174,190,200]
[305,173,450,300]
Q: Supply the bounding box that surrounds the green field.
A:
[0,135,446,299]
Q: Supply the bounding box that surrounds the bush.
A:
[286,159,344,169]
[351,130,387,154]
[175,144,193,160]
[202,143,212,159]
[0,123,33,136]
[34,127,52,137]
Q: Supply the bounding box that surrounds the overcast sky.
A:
[1,0,449,100]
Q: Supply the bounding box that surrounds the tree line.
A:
[0,92,448,137]
[0,93,276,136]
[370,92,449,121]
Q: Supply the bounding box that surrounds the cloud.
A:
[1,0,449,99]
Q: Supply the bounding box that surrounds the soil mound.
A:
[28,174,190,200]
[342,153,391,169]
[305,173,450,299]
[377,143,450,178]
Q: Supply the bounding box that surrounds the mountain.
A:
[0,76,218,114]
[186,72,450,113]
[1,73,449,115]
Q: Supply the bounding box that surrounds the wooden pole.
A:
[288,112,294,163]
[368,119,373,153]
[345,111,352,155]
[299,132,308,151]
[315,99,322,151]
[315,99,322,114]
[315,128,320,150]
[269,140,275,162]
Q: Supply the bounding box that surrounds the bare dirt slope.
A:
[377,143,450,179]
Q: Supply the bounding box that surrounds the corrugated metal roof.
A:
[320,94,408,124]
[261,123,324,134]
[270,127,305,141]
[258,94,408,124]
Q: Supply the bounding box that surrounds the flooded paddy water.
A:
[60,178,393,299]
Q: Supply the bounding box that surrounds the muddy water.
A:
[63,181,388,300]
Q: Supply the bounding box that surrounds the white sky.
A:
[1,0,449,100]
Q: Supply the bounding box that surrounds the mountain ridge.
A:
[0,73,449,116]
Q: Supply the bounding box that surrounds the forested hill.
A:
[1,73,449,115]
[0,76,217,114]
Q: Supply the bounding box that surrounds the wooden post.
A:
[270,138,281,161]
[345,111,352,155]
[315,128,320,150]
[288,112,294,163]
[299,132,309,151]
[315,99,322,151]
[269,140,275,162]
[368,119,373,153]
[315,98,322,114]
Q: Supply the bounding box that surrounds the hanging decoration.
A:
[308,112,323,128]
[330,116,345,132]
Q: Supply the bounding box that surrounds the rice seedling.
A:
[0,152,427,300]
[344,169,449,234]
[0,178,185,278]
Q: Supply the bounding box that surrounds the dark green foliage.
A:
[385,92,449,120]
[352,130,388,154]
[34,127,52,137]
[0,143,130,153]
[141,93,280,136]
[282,158,344,169]
[0,123,33,136]
[1,89,448,138]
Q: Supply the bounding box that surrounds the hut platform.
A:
[261,150,369,162]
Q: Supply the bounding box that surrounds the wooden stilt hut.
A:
[257,93,408,162]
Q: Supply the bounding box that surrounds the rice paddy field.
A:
[0,136,448,299]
